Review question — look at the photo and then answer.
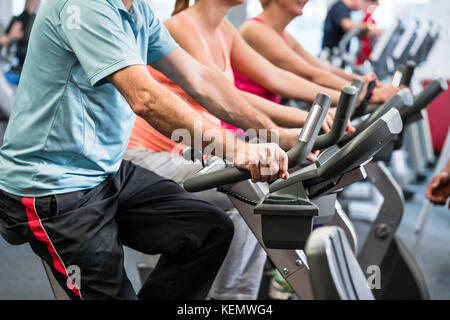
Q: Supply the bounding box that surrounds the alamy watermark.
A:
[366,265,381,290]
[66,265,81,291]
[66,5,81,30]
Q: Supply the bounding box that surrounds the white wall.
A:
[0,1,12,31]
[416,0,450,80]
[148,0,248,27]
[148,0,176,21]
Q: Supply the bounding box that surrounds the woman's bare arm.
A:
[239,21,350,90]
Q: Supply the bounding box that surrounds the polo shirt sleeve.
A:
[59,0,145,87]
[146,10,179,65]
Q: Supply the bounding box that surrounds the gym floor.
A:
[0,168,449,300]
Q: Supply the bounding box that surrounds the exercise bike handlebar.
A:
[393,61,417,88]
[183,93,332,193]
[351,78,365,96]
[270,108,404,193]
[401,61,417,87]
[352,79,377,119]
[401,77,448,120]
[339,88,413,146]
[339,26,365,56]
[314,86,358,150]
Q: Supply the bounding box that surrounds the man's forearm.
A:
[109,65,243,161]
[141,85,243,160]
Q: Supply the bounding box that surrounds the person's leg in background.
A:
[124,148,267,300]
[208,209,267,300]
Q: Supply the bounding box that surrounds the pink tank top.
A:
[234,17,288,104]
[177,11,234,82]
[178,11,244,134]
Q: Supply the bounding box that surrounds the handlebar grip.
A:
[400,61,416,87]
[401,78,448,120]
[287,94,331,167]
[351,78,365,97]
[392,64,406,87]
[314,86,358,150]
[340,88,412,146]
[352,79,377,119]
[183,166,251,193]
[183,93,332,193]
[355,88,412,133]
[270,109,404,193]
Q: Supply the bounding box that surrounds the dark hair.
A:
[173,0,190,16]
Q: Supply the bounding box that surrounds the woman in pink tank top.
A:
[170,1,345,104]
[175,10,244,134]
[233,17,289,104]
[237,0,398,104]
[129,0,348,158]
[126,0,349,302]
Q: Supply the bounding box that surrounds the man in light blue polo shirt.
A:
[0,0,289,299]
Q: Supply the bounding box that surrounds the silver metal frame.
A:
[357,161,404,270]
[223,163,369,299]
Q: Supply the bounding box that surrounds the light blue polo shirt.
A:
[0,0,178,197]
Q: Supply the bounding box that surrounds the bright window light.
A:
[13,0,26,16]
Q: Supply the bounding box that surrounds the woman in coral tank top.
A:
[125,0,346,300]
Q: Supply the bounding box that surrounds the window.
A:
[12,0,46,16]
[148,0,177,22]
[13,0,26,16]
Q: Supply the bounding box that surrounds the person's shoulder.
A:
[58,0,117,16]
[239,19,253,33]
[164,14,184,37]
[164,13,200,49]
[329,0,346,12]
[336,0,351,12]
[239,19,267,40]
[134,0,154,17]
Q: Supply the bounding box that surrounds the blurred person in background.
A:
[0,0,41,74]
[239,0,397,107]
[426,160,450,209]
[322,0,382,51]
[356,0,383,65]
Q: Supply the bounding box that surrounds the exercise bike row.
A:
[322,16,440,209]
[182,64,447,300]
[1,59,445,300]
[322,18,441,82]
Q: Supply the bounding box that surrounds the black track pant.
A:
[0,161,234,300]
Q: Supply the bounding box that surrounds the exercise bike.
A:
[184,88,404,299]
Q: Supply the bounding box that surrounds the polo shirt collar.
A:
[113,0,144,35]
